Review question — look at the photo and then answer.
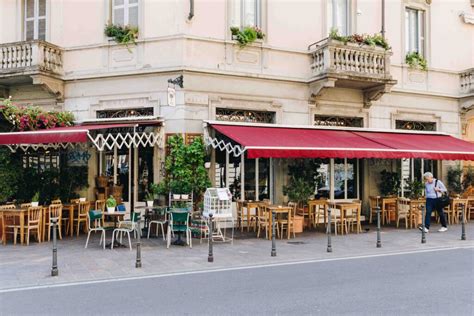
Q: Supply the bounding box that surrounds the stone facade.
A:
[1,0,473,204]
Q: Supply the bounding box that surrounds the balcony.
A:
[0,40,64,100]
[460,68,474,111]
[308,38,396,108]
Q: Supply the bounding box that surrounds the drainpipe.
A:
[188,0,194,20]
[381,0,385,38]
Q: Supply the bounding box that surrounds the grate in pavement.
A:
[287,241,305,245]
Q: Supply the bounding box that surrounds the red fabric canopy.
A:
[0,123,134,145]
[210,123,474,160]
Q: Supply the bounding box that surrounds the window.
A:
[405,8,425,56]
[24,0,46,41]
[395,120,436,131]
[327,0,350,36]
[112,0,139,27]
[231,0,261,28]
[216,108,275,123]
[314,115,363,127]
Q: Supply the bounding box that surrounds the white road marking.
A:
[0,245,472,294]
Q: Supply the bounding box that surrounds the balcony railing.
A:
[0,40,63,76]
[310,38,392,81]
[460,68,474,94]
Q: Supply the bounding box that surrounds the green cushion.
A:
[89,210,103,221]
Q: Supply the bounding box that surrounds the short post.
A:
[461,203,466,241]
[271,210,276,257]
[327,207,332,253]
[208,214,214,262]
[421,205,426,244]
[376,206,382,248]
[135,225,142,268]
[51,218,59,277]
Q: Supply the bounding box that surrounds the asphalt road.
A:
[1,247,473,316]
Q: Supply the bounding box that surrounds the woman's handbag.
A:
[435,180,451,208]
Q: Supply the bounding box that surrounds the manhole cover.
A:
[287,241,305,245]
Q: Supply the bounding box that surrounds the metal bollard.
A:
[376,206,381,248]
[271,210,276,257]
[208,214,214,262]
[51,218,59,277]
[135,226,142,268]
[327,208,332,253]
[421,205,426,244]
[461,203,466,241]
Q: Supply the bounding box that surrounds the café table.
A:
[0,208,28,245]
[62,203,78,237]
[243,201,267,232]
[325,201,361,235]
[381,197,397,225]
[263,205,292,240]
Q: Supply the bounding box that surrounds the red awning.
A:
[0,123,134,145]
[209,123,474,160]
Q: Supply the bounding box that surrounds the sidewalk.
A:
[1,223,473,291]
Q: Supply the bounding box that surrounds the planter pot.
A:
[79,197,86,202]
[173,194,181,200]
[31,202,39,207]
[146,201,154,207]
[181,194,189,200]
[107,207,115,213]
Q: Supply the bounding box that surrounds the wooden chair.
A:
[241,202,258,233]
[396,198,410,229]
[368,196,381,224]
[310,200,327,229]
[45,204,63,241]
[1,204,18,245]
[452,199,469,224]
[95,199,106,226]
[20,203,32,209]
[74,202,90,236]
[70,198,80,204]
[257,206,278,239]
[468,197,474,221]
[278,202,296,239]
[25,206,42,245]
[51,199,62,205]
[326,202,345,235]
[345,202,362,233]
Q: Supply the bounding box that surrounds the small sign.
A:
[217,188,230,201]
[167,86,176,107]
[67,150,91,167]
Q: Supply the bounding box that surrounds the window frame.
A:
[24,0,47,41]
[405,7,425,56]
[231,0,262,29]
[327,0,351,36]
[111,0,139,27]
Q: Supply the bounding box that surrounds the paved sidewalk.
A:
[0,223,472,291]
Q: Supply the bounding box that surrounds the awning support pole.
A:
[113,145,118,185]
[241,153,245,201]
[269,158,274,204]
[255,158,259,201]
[225,151,230,188]
[330,158,335,201]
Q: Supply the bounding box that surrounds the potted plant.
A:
[405,179,424,199]
[447,166,463,197]
[379,170,401,197]
[230,26,265,48]
[145,191,154,207]
[106,195,117,213]
[405,52,427,71]
[31,192,40,207]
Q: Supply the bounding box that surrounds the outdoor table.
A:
[243,201,266,232]
[263,205,292,240]
[381,197,397,225]
[307,199,328,229]
[325,201,360,235]
[62,203,78,237]
[0,208,27,245]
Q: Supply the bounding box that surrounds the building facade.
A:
[1,0,473,206]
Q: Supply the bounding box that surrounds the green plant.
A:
[106,195,117,208]
[283,159,321,206]
[462,166,474,191]
[0,148,21,203]
[145,191,154,201]
[379,170,400,196]
[404,179,424,199]
[31,192,40,202]
[405,52,427,70]
[447,166,463,194]
[230,26,264,48]
[104,23,139,50]
[160,135,211,204]
[328,28,390,50]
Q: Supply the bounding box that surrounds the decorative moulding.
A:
[460,12,474,24]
